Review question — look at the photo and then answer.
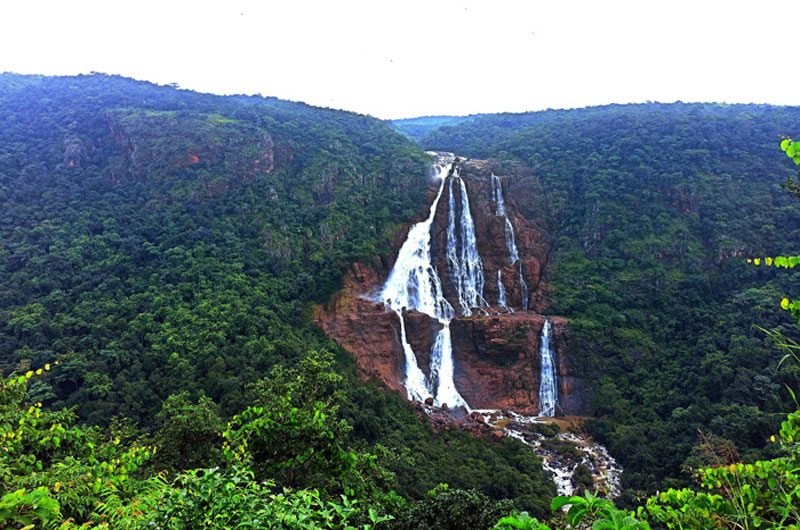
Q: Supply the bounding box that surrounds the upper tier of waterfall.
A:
[379,153,553,414]
[381,155,454,321]
[446,170,487,316]
[491,174,528,310]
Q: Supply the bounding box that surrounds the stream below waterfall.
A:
[475,410,623,497]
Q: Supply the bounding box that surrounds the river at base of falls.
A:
[474,410,622,497]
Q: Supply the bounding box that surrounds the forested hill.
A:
[0,72,435,421]
[0,73,558,515]
[389,114,486,142]
[419,102,800,499]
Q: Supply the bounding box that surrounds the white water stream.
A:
[538,320,558,417]
[381,153,474,407]
[491,175,528,309]
[446,174,487,316]
[497,269,509,309]
[475,410,623,497]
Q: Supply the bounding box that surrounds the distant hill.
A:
[390,114,487,142]
[421,101,800,498]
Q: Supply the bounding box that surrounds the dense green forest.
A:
[4,74,800,528]
[421,103,800,501]
[0,73,555,526]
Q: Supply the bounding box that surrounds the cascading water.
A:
[381,155,454,401]
[446,173,487,316]
[497,270,508,309]
[381,158,453,322]
[491,175,528,310]
[381,153,468,408]
[398,313,430,401]
[520,271,529,311]
[538,320,558,417]
[428,323,466,407]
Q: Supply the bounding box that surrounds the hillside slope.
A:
[0,73,554,512]
[422,103,800,497]
[390,114,486,142]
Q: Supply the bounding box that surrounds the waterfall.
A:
[446,173,486,316]
[497,270,508,308]
[491,175,528,309]
[381,159,454,321]
[520,268,529,310]
[429,323,467,408]
[381,153,469,408]
[538,320,557,417]
[398,312,430,401]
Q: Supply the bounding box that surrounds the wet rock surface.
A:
[475,410,622,497]
[314,157,592,414]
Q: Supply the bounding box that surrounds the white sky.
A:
[0,0,797,119]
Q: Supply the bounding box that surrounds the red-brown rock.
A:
[450,312,569,413]
[314,157,591,419]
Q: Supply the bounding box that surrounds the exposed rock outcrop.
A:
[315,156,591,416]
[451,314,569,414]
[62,136,86,168]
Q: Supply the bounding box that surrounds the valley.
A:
[2,74,800,529]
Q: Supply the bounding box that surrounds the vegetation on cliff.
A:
[5,72,800,528]
[0,73,554,524]
[421,103,800,499]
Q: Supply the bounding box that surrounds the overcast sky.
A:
[1,1,797,119]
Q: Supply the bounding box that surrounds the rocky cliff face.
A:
[431,158,550,312]
[315,157,591,415]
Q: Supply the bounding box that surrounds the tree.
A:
[154,392,224,471]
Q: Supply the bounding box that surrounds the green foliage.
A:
[493,511,551,530]
[571,464,594,493]
[492,491,649,530]
[153,392,223,471]
[423,102,800,495]
[141,466,388,530]
[552,491,628,528]
[394,484,514,530]
[92,465,396,530]
[525,422,560,438]
[223,351,362,493]
[779,137,800,199]
[0,487,60,529]
[640,409,800,529]
[0,370,154,526]
[0,366,393,530]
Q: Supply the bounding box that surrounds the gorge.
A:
[317,152,589,415]
[5,73,800,527]
[317,151,616,494]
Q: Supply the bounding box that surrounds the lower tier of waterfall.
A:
[397,311,430,402]
[429,322,468,408]
[538,320,557,417]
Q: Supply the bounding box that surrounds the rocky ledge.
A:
[314,157,592,416]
